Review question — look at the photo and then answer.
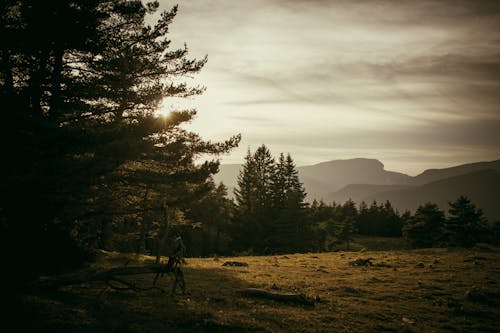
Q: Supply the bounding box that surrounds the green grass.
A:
[24,247,500,332]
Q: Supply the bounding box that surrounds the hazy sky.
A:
[154,0,500,175]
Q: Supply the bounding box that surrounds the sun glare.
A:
[155,106,172,119]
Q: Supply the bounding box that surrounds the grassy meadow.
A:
[25,241,500,332]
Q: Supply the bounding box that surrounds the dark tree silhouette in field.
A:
[234,146,310,253]
[308,200,334,251]
[0,0,239,283]
[356,200,404,237]
[271,153,310,252]
[234,145,275,251]
[444,196,488,247]
[328,200,358,250]
[1,0,112,280]
[183,181,236,257]
[308,200,357,251]
[403,203,445,248]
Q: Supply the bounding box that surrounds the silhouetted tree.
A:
[0,1,239,279]
[444,196,488,247]
[234,148,310,253]
[355,200,403,237]
[403,203,445,248]
[272,153,310,252]
[327,217,357,250]
[1,0,110,275]
[184,182,235,256]
[308,200,334,251]
[234,145,274,251]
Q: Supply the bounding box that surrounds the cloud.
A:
[156,0,500,173]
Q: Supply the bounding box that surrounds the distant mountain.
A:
[213,157,500,221]
[328,184,412,203]
[362,169,500,222]
[298,158,411,200]
[214,158,411,200]
[410,160,500,185]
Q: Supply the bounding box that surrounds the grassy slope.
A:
[25,247,500,333]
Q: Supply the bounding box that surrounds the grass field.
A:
[25,246,500,332]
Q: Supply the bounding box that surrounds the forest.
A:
[2,1,499,332]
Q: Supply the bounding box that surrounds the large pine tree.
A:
[272,153,310,252]
[235,147,310,253]
[234,145,274,251]
[0,1,239,278]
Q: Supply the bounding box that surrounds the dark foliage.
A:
[403,203,445,248]
[233,146,311,254]
[0,0,239,287]
[443,196,488,247]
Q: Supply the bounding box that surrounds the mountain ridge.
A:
[213,157,500,221]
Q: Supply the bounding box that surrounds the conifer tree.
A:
[183,181,235,256]
[271,153,287,211]
[403,203,445,248]
[327,217,357,250]
[235,147,311,253]
[444,196,488,247]
[234,149,257,214]
[234,145,274,251]
[1,1,240,275]
[272,153,310,252]
[326,200,358,250]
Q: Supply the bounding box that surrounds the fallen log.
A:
[222,261,248,267]
[35,264,164,288]
[243,288,315,306]
[34,261,185,295]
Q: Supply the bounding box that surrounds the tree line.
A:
[98,144,497,257]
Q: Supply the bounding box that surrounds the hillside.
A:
[362,169,500,221]
[411,159,500,185]
[215,158,500,221]
[328,184,413,203]
[24,248,500,332]
[214,158,412,200]
[298,158,411,195]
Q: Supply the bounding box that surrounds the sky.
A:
[153,0,500,175]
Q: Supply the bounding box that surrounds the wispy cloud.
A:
[157,0,500,173]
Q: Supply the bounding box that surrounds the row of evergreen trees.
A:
[309,196,493,250]
[202,146,495,253]
[179,145,495,255]
[308,199,405,250]
[403,197,490,248]
[91,145,497,256]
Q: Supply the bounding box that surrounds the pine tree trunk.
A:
[156,204,170,264]
[29,50,49,116]
[49,47,64,118]
[1,48,14,95]
[138,189,149,254]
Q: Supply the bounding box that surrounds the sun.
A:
[155,106,172,118]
